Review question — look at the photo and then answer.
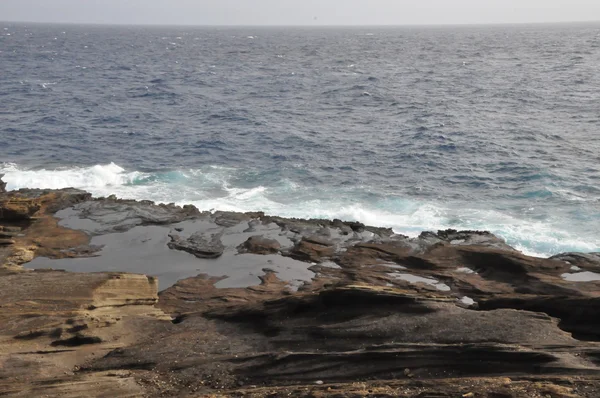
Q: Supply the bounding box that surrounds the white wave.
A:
[225,186,267,200]
[435,208,600,258]
[2,162,598,257]
[1,162,145,192]
[180,187,599,257]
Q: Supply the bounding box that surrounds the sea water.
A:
[2,23,600,257]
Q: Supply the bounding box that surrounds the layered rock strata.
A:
[1,182,599,397]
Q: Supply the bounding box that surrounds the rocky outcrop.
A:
[0,270,169,397]
[551,252,600,270]
[288,236,336,262]
[480,295,600,341]
[0,175,6,194]
[168,231,225,258]
[238,235,281,254]
[1,188,91,219]
[55,197,202,235]
[0,188,92,273]
[0,196,41,221]
[1,186,600,397]
[87,283,600,397]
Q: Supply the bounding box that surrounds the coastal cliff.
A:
[1,175,599,397]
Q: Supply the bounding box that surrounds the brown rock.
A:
[0,226,22,232]
[0,198,41,221]
[288,237,335,262]
[2,189,600,398]
[0,270,169,397]
[0,230,18,238]
[238,235,281,255]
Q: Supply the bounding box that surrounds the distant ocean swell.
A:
[2,162,598,258]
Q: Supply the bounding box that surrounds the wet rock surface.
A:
[238,235,281,255]
[1,187,600,397]
[168,230,225,258]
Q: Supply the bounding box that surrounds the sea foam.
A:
[1,162,598,258]
[1,162,144,192]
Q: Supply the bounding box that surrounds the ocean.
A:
[1,22,599,257]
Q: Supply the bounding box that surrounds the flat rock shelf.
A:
[1,178,600,397]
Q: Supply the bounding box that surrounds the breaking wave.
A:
[2,162,598,258]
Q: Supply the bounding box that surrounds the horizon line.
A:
[2,19,600,28]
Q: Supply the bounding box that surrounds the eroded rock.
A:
[1,189,600,397]
[436,229,516,251]
[89,284,599,394]
[238,235,281,255]
[0,197,41,221]
[288,236,335,262]
[56,197,202,235]
[167,231,225,258]
[0,188,91,222]
[551,252,600,270]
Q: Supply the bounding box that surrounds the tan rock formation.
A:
[1,187,600,397]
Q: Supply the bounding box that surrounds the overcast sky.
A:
[1,0,600,26]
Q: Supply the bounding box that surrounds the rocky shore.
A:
[1,175,600,397]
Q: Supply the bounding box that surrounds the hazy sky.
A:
[1,0,600,26]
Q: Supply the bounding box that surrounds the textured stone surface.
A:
[0,270,168,397]
[238,235,281,255]
[1,188,600,397]
[167,230,225,258]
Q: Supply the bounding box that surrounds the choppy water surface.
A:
[1,23,600,256]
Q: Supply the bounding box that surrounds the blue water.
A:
[1,22,600,257]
